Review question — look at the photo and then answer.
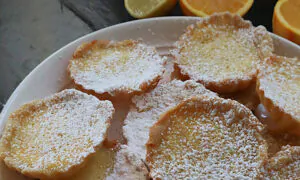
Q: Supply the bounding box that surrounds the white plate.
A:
[0,17,299,179]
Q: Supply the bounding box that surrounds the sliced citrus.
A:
[180,0,254,17]
[125,0,177,19]
[273,0,300,45]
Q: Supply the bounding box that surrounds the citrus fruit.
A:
[180,0,254,17]
[125,0,177,19]
[273,0,300,45]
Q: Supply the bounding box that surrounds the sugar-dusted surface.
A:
[68,40,165,96]
[172,13,273,93]
[125,80,216,159]
[260,145,300,179]
[106,148,147,180]
[258,55,300,123]
[253,26,274,59]
[147,96,267,179]
[110,80,216,178]
[0,89,114,179]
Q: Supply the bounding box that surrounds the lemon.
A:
[125,0,177,19]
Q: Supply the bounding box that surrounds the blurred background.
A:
[0,0,297,110]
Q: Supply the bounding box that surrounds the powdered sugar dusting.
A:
[109,80,216,178]
[258,55,300,120]
[0,89,114,178]
[125,80,217,158]
[171,13,273,91]
[132,80,217,115]
[69,40,165,96]
[148,96,267,179]
[106,148,147,180]
[253,26,274,59]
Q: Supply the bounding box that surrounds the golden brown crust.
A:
[260,146,300,179]
[146,96,268,179]
[256,105,300,157]
[221,82,260,111]
[68,40,165,99]
[259,127,300,158]
[72,73,162,102]
[257,55,300,135]
[172,12,273,93]
[0,160,29,180]
[262,130,300,158]
[146,114,171,151]
[260,129,282,158]
[0,89,114,179]
[72,40,110,59]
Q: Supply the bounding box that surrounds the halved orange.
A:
[273,0,300,45]
[180,0,254,17]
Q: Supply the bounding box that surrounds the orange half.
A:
[180,0,254,17]
[273,0,300,45]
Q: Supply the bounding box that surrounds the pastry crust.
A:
[0,89,114,179]
[146,96,268,179]
[111,80,216,179]
[257,55,300,135]
[172,12,273,93]
[260,145,300,179]
[68,40,165,99]
[221,82,260,111]
[256,104,300,157]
